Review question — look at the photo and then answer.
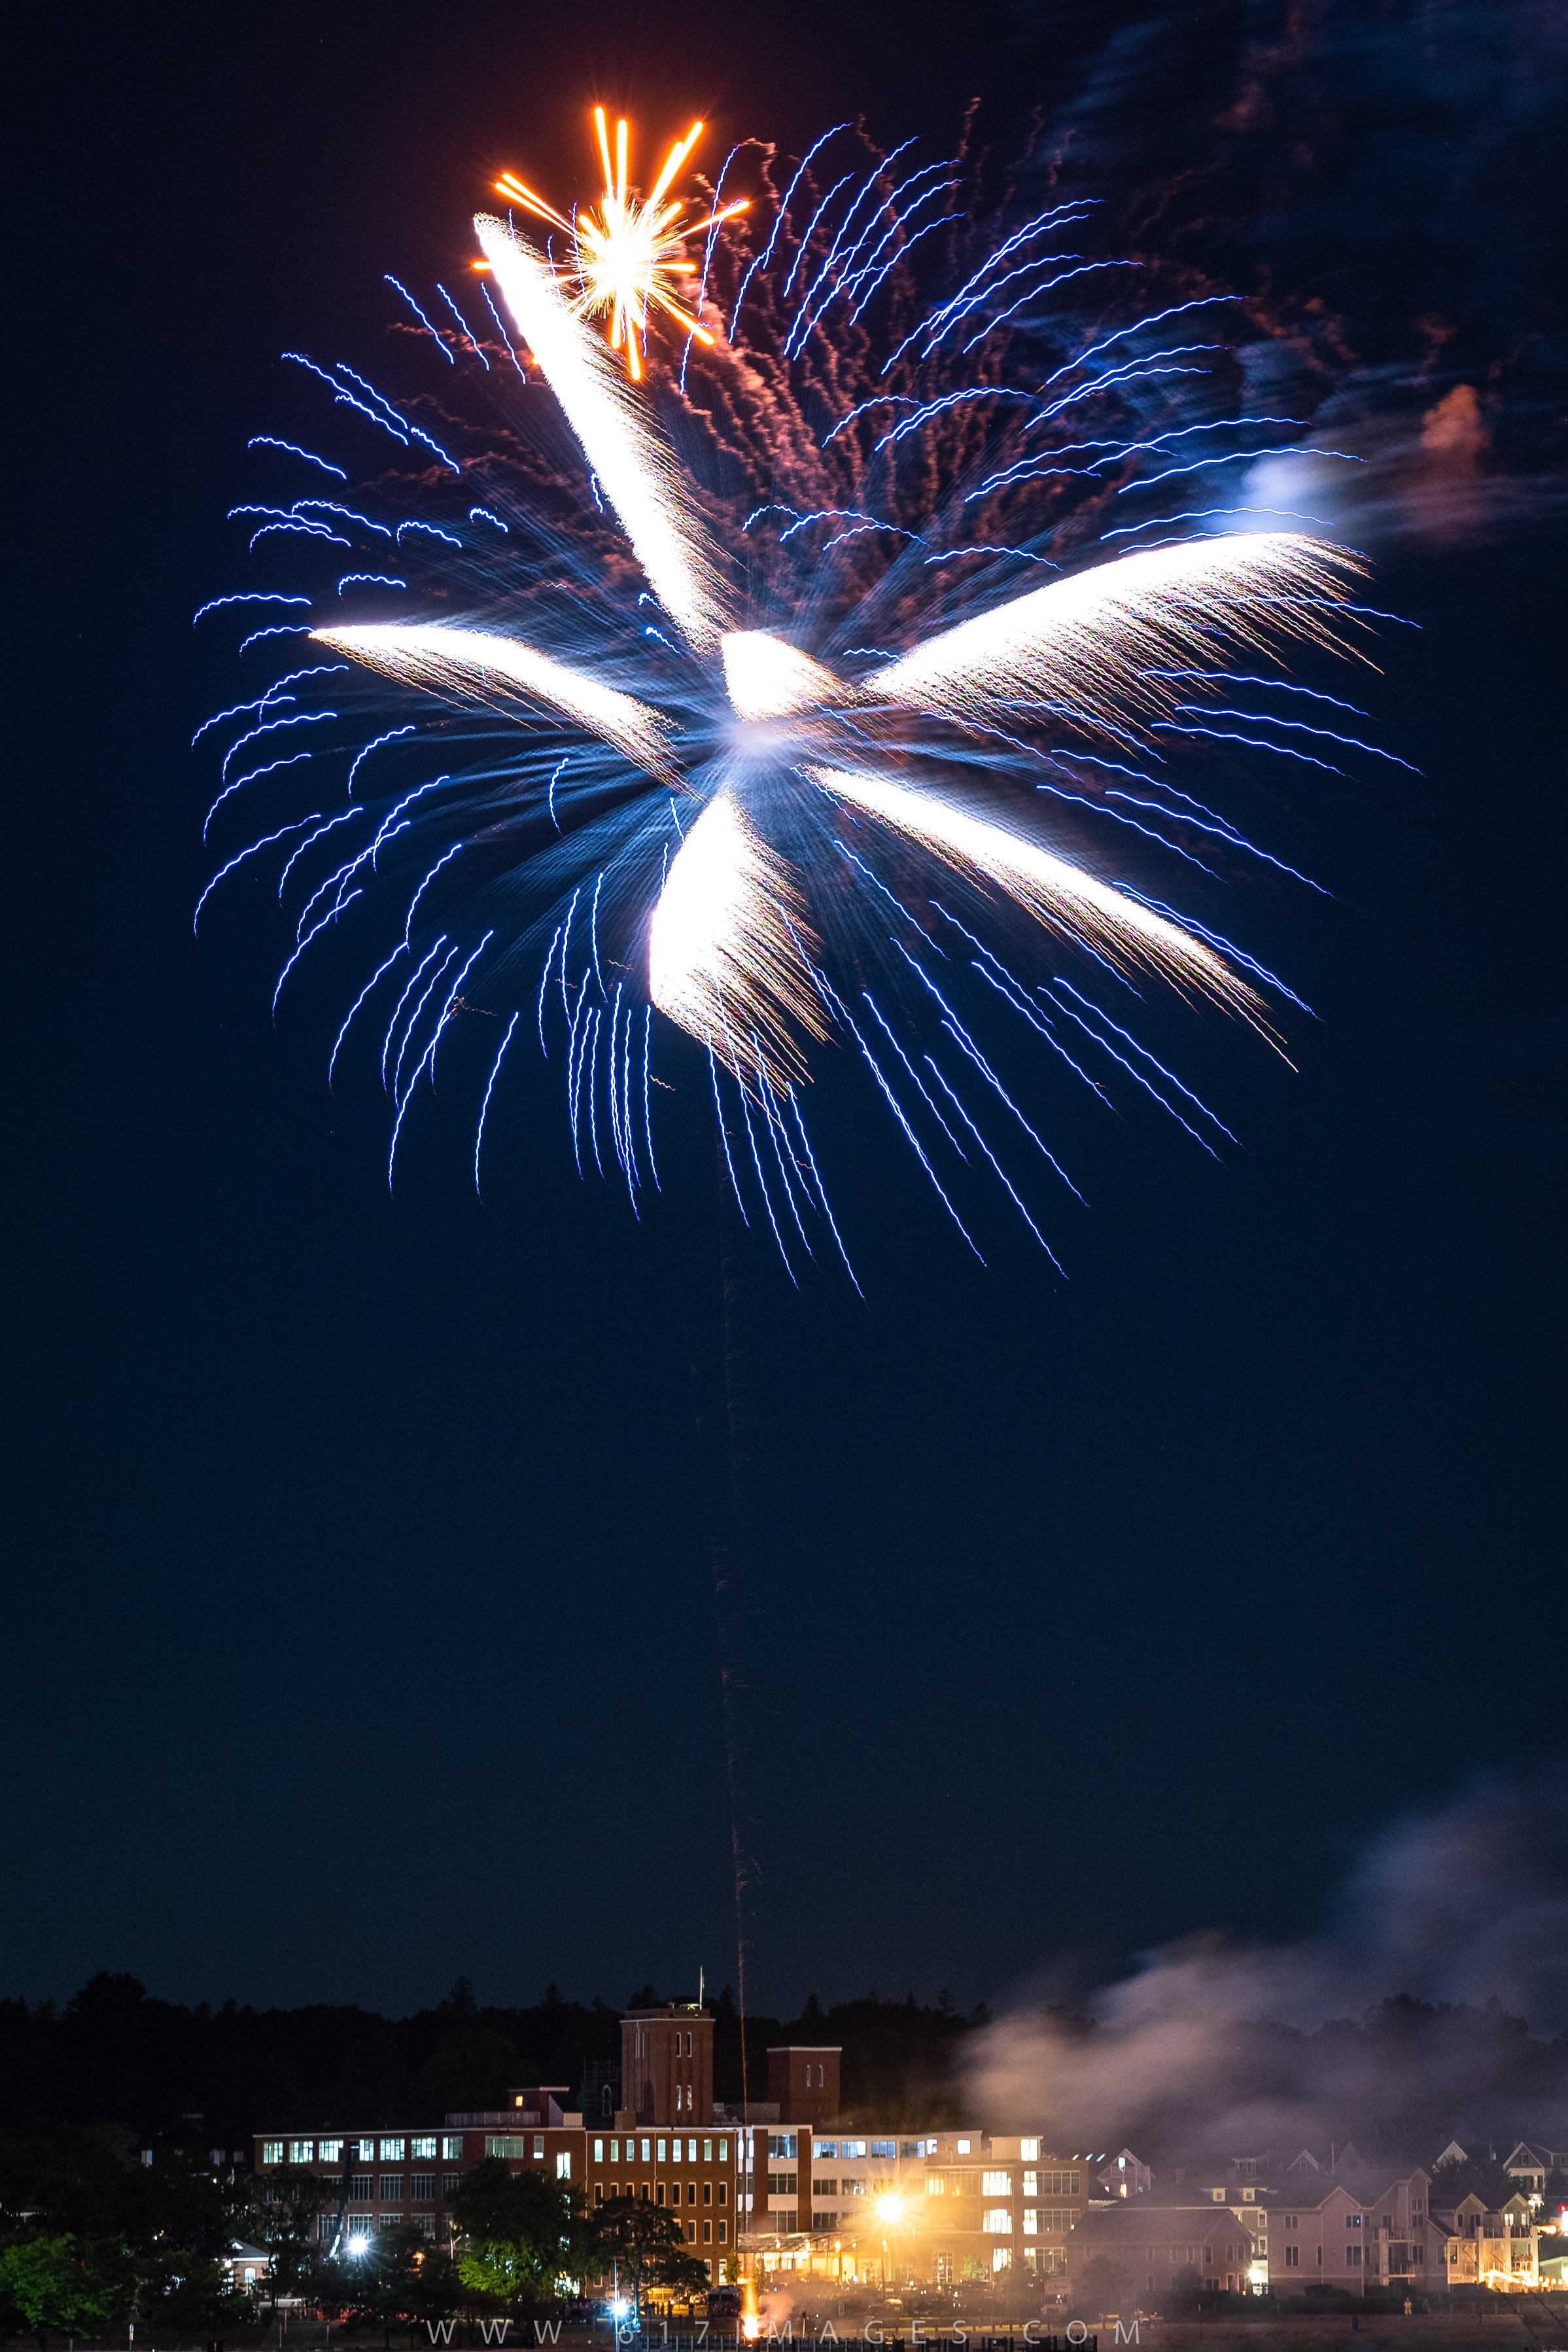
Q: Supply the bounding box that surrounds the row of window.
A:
[601,2181,726,2207]
[264,2137,462,2166]
[1275,2207,1426,2232]
[493,2143,569,2179]
[335,2215,438,2240]
[927,2171,1080,2200]
[593,2137,727,2164]
[589,2184,729,2241]
[333,2173,463,2206]
[798,2137,951,2162]
[483,2137,572,2173]
[804,2138,1049,2163]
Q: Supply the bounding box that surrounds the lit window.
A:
[319,2140,343,2164]
[815,2142,838,2160]
[983,2172,1012,2196]
[871,2141,897,2160]
[442,2137,462,2160]
[718,2139,729,2162]
[595,2140,605,2162]
[984,2209,1013,2235]
[705,2139,713,2162]
[380,2139,405,2162]
[842,2140,867,2159]
[1021,2140,1040,2162]
[485,2137,527,2160]
[260,2142,283,2167]
[769,2135,799,2161]
[557,2152,572,2180]
[611,2139,620,2160]
[657,2140,667,2162]
[533,2137,545,2159]
[288,2141,313,2164]
[1023,2172,1037,2196]
[1024,2211,1038,2238]
[411,2137,437,2161]
[957,2139,972,2155]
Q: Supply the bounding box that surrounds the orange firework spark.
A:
[485,109,748,379]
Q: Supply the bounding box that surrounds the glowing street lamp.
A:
[875,2193,907,2289]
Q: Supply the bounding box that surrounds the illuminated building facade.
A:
[745,2127,1093,2285]
[254,2002,739,2277]
[1438,2192,1541,2288]
[1261,2170,1447,2297]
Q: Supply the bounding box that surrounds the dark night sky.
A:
[9,0,1563,2022]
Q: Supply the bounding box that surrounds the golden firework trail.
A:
[487,110,749,379]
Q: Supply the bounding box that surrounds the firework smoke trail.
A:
[195,113,1392,1280]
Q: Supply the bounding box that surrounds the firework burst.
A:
[195,118,1395,1283]
[492,111,749,379]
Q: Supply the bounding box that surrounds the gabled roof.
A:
[1336,2169,1431,2210]
[1503,2143,1548,2170]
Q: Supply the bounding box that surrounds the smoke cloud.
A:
[1005,0,1566,550]
[967,1772,1568,2164]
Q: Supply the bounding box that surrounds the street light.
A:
[875,2196,905,2290]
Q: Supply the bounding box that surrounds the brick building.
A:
[255,2003,738,2277]
[255,2004,1112,2294]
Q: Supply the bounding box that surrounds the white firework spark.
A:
[200,126,1387,1276]
[647,794,828,1087]
[319,243,1354,1071]
[476,216,732,652]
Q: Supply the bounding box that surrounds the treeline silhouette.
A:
[0,1977,988,2149]
[7,1976,1563,2162]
